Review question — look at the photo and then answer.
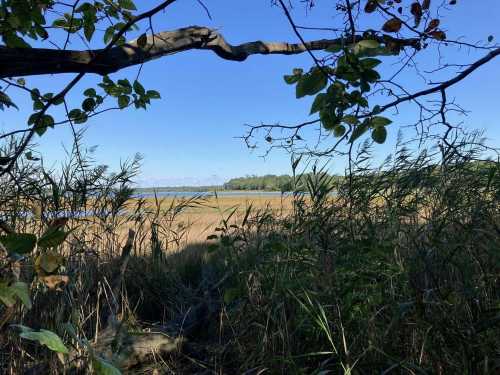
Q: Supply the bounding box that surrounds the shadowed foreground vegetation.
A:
[1,135,500,374]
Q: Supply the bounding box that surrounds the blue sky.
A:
[1,0,499,186]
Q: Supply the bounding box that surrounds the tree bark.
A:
[0,26,420,78]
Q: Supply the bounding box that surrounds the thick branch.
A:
[0,26,420,78]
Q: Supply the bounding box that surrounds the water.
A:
[133,190,290,199]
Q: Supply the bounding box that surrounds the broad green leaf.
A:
[118,95,130,109]
[17,326,69,354]
[84,88,96,97]
[310,93,326,114]
[133,80,145,96]
[296,69,328,98]
[83,22,95,42]
[69,109,83,119]
[320,111,338,130]
[341,115,359,125]
[0,233,37,254]
[333,124,346,137]
[103,26,115,44]
[146,90,161,99]
[361,58,382,69]
[0,92,19,110]
[349,119,370,143]
[92,357,122,375]
[38,227,68,249]
[284,74,300,84]
[370,116,392,127]
[224,287,242,304]
[0,282,16,306]
[9,282,32,309]
[52,18,67,28]
[82,98,96,112]
[119,0,137,11]
[372,125,387,143]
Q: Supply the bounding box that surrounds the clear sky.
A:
[1,0,499,186]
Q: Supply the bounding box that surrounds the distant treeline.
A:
[135,174,346,193]
[135,185,221,193]
[137,161,497,193]
[223,174,344,191]
[223,174,293,191]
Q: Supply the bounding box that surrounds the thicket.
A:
[1,131,499,374]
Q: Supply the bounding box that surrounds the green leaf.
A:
[17,326,69,354]
[333,124,346,137]
[320,111,338,130]
[224,287,242,304]
[84,88,97,97]
[9,282,32,309]
[118,95,130,109]
[34,115,54,135]
[362,69,381,83]
[119,0,137,11]
[33,99,44,111]
[0,233,37,254]
[361,58,382,69]
[82,98,96,112]
[372,125,387,143]
[370,116,392,127]
[133,80,145,96]
[146,90,161,99]
[310,93,326,114]
[52,18,67,28]
[296,69,328,98]
[69,109,82,119]
[68,109,88,124]
[104,26,115,44]
[0,283,16,307]
[341,115,359,125]
[38,228,68,249]
[284,74,300,84]
[92,357,122,375]
[349,119,370,143]
[83,22,95,42]
[0,92,19,110]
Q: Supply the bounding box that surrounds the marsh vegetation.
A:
[1,133,499,374]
